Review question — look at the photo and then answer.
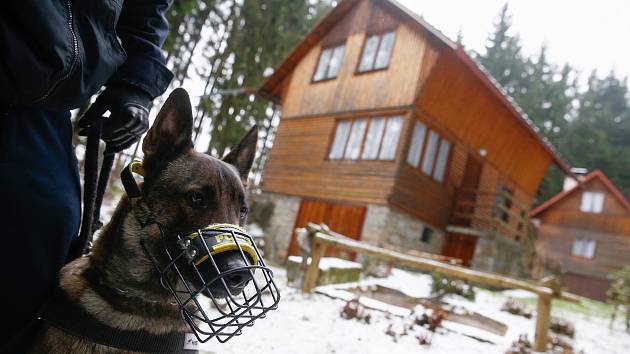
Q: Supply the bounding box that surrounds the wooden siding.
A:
[262,0,557,239]
[261,109,412,205]
[535,178,630,291]
[389,111,536,230]
[416,48,553,196]
[536,223,630,280]
[280,0,432,118]
[538,178,630,234]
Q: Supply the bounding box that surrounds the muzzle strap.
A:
[185,224,260,266]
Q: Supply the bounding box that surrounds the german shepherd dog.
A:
[29,88,268,353]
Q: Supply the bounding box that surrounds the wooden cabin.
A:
[530,170,630,300]
[256,0,572,275]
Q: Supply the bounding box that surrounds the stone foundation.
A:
[257,193,446,263]
[472,236,523,277]
[362,205,444,254]
[253,192,300,262]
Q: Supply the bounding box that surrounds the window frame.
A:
[571,237,597,259]
[405,119,453,185]
[580,191,605,214]
[326,115,404,162]
[355,30,397,74]
[312,42,346,83]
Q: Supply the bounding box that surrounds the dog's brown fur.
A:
[29,88,259,353]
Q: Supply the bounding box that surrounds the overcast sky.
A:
[397,0,630,83]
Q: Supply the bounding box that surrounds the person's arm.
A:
[108,0,174,98]
[79,0,175,153]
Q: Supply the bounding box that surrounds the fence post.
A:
[534,293,551,352]
[302,238,325,293]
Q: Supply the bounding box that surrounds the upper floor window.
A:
[357,31,396,72]
[580,191,604,213]
[406,121,451,182]
[572,237,596,259]
[313,44,345,82]
[329,116,403,161]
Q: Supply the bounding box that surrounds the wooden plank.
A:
[307,223,461,263]
[303,241,326,293]
[312,230,552,296]
[534,294,551,352]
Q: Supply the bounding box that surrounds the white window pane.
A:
[571,239,580,256]
[379,116,403,160]
[326,45,345,78]
[592,193,605,213]
[362,118,386,160]
[406,121,426,167]
[313,48,332,81]
[432,139,451,182]
[580,192,593,212]
[358,35,379,72]
[329,121,351,159]
[585,240,596,258]
[344,119,367,160]
[572,238,584,256]
[421,131,440,175]
[374,31,395,69]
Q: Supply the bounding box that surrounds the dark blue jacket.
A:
[0,0,174,112]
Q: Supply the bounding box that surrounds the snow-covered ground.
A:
[201,266,630,354]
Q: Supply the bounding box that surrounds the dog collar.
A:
[38,288,199,353]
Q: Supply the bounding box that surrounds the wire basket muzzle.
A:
[156,224,280,343]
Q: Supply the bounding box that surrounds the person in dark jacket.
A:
[0,0,174,349]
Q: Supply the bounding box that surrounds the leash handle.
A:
[67,119,114,263]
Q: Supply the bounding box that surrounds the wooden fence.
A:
[300,223,580,352]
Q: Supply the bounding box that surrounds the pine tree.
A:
[559,71,630,197]
[478,4,525,95]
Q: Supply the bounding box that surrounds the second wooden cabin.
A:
[256,0,572,275]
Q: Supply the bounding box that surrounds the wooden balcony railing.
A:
[448,188,531,242]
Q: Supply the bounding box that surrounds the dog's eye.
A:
[187,191,206,208]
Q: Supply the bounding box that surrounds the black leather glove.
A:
[78,85,151,155]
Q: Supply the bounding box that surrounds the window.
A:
[379,117,403,160]
[421,131,439,175]
[357,31,396,72]
[580,192,604,213]
[343,119,367,160]
[313,44,345,81]
[406,122,452,183]
[406,121,426,167]
[362,118,385,159]
[433,140,451,182]
[572,238,596,259]
[329,116,403,161]
[421,227,433,243]
[328,121,351,159]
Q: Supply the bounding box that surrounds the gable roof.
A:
[530,170,630,217]
[257,0,573,175]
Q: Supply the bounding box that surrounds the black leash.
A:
[66,119,115,262]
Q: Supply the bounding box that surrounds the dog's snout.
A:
[225,270,252,288]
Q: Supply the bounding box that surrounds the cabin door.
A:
[442,232,477,266]
[287,199,366,260]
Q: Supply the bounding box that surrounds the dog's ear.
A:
[223,125,258,185]
[143,88,194,163]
